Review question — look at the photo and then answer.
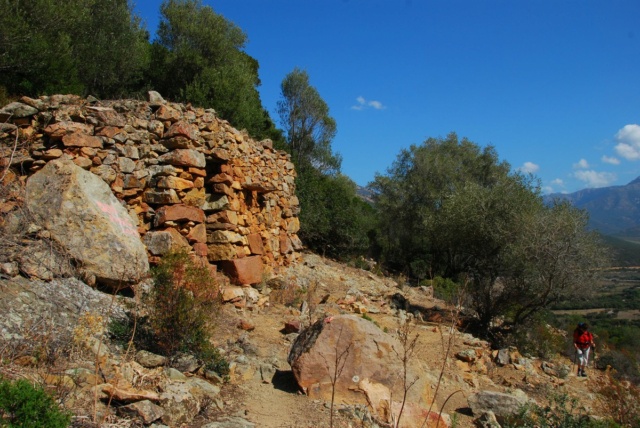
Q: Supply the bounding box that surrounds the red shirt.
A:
[573,329,593,349]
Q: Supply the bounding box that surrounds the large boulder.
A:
[288,315,436,421]
[26,158,149,287]
[468,390,530,425]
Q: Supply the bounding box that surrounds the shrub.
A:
[198,345,230,377]
[270,280,303,307]
[109,250,229,376]
[432,276,460,304]
[505,392,619,428]
[597,350,640,383]
[597,373,640,427]
[147,251,221,357]
[107,316,135,348]
[510,318,566,359]
[0,377,71,427]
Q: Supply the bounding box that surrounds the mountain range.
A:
[546,177,640,240]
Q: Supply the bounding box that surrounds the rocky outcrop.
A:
[26,158,149,287]
[288,315,444,426]
[0,275,127,342]
[1,93,301,285]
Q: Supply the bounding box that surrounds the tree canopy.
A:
[0,0,280,142]
[0,0,149,98]
[372,133,606,328]
[277,68,340,175]
[149,0,277,140]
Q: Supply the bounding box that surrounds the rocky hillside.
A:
[0,94,628,427]
[0,250,618,428]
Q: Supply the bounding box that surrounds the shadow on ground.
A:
[271,369,301,394]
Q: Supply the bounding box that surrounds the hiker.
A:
[573,322,595,377]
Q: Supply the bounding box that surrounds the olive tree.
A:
[501,200,607,326]
[371,133,510,275]
[372,133,606,328]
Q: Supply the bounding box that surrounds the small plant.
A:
[352,256,371,271]
[72,312,104,355]
[0,377,71,427]
[505,392,619,428]
[391,319,420,428]
[361,313,380,328]
[270,280,303,307]
[107,316,135,348]
[320,324,353,428]
[198,345,230,377]
[597,373,640,427]
[432,276,460,304]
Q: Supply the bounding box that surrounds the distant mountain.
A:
[545,177,640,239]
[356,185,375,204]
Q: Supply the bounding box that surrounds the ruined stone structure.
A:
[0,93,301,284]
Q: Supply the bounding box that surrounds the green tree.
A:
[434,175,542,324]
[277,68,340,174]
[296,170,376,259]
[0,0,149,98]
[371,133,510,273]
[500,200,606,326]
[73,0,150,98]
[372,133,605,329]
[0,0,85,95]
[150,0,273,139]
[275,68,373,259]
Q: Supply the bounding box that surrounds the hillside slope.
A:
[0,252,617,427]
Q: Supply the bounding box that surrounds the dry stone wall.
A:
[0,93,302,284]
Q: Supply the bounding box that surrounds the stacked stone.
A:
[0,93,302,283]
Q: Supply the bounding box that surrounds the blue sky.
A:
[134,0,640,194]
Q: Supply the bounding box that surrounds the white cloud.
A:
[601,155,620,165]
[351,97,365,110]
[517,161,539,174]
[542,186,554,194]
[351,96,386,111]
[614,124,640,160]
[573,170,617,188]
[573,158,589,169]
[543,178,565,194]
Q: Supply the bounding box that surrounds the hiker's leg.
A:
[576,349,584,368]
[582,348,591,376]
